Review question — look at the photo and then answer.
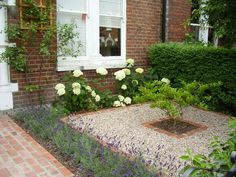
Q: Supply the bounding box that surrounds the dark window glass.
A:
[100,27,121,56]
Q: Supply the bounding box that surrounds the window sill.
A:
[57,56,126,71]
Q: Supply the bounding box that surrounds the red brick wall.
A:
[167,0,191,41]
[11,0,163,108]
[126,0,162,66]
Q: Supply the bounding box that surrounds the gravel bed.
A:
[68,104,229,176]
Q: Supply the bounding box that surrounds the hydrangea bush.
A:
[114,59,145,104]
[54,70,99,113]
[54,58,146,112]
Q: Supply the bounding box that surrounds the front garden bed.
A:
[66,104,229,176]
[5,57,234,176]
[10,105,159,177]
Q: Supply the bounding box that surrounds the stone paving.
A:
[0,115,74,177]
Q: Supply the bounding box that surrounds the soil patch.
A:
[144,118,208,138]
[153,119,198,134]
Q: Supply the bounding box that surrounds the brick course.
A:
[0,115,73,177]
[10,0,190,108]
[167,0,192,41]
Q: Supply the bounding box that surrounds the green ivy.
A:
[189,0,236,48]
[0,46,27,72]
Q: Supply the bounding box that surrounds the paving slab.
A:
[0,115,74,177]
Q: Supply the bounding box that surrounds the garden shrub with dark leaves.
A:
[180,117,236,176]
[148,43,236,115]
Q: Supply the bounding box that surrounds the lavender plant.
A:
[14,106,159,177]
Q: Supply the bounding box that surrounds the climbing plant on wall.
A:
[189,0,236,48]
[0,0,82,104]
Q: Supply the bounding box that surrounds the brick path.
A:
[0,115,74,177]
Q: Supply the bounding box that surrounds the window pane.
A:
[100,27,121,56]
[57,13,86,56]
[100,16,121,28]
[100,0,123,16]
[57,0,87,12]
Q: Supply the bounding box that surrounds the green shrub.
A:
[148,43,236,114]
[54,69,117,114]
[134,80,221,118]
[115,58,145,98]
[180,117,236,176]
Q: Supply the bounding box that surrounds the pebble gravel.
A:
[67,104,229,176]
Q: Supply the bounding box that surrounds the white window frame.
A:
[57,0,126,71]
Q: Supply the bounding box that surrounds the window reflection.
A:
[100,27,121,56]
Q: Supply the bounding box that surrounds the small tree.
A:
[134,80,221,119]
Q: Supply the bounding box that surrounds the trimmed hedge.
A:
[148,43,236,114]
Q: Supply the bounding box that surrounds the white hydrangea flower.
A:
[122,68,131,75]
[121,103,126,107]
[121,84,127,90]
[73,70,83,77]
[85,85,92,92]
[118,95,124,101]
[114,70,126,81]
[124,97,132,104]
[95,95,100,102]
[73,88,81,95]
[96,67,108,76]
[113,100,121,107]
[135,68,144,74]
[72,82,81,89]
[57,88,65,96]
[126,58,134,66]
[91,91,96,97]
[161,78,170,84]
[55,83,65,90]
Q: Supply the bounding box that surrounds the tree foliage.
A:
[191,0,236,48]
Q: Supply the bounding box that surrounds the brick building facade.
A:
[4,0,191,108]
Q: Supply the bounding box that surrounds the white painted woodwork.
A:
[0,2,18,110]
[57,0,127,71]
[198,0,209,45]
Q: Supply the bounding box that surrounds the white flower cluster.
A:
[113,95,132,107]
[114,70,126,81]
[96,67,108,76]
[85,85,92,92]
[122,68,131,75]
[126,58,134,67]
[73,70,83,77]
[91,90,100,102]
[55,83,65,96]
[161,78,170,84]
[72,82,81,95]
[135,68,144,74]
[121,84,127,90]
